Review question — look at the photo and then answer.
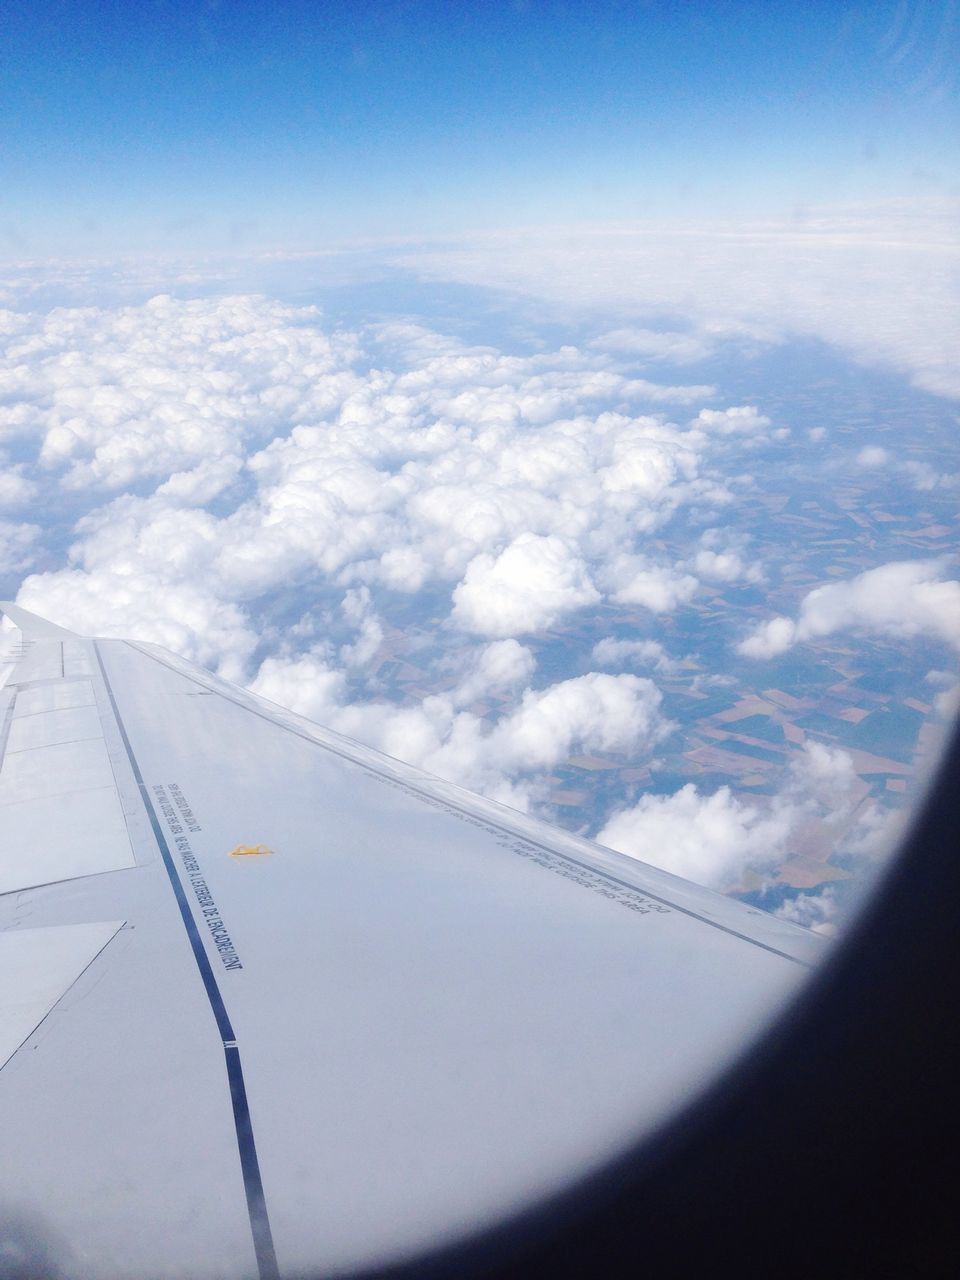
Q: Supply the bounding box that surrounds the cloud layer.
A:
[1,246,955,919]
[398,202,960,401]
[6,293,771,676]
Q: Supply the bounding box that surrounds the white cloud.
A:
[589,328,712,364]
[856,445,889,467]
[0,520,39,574]
[602,554,698,612]
[775,887,839,936]
[791,739,859,808]
[841,801,905,859]
[377,546,429,592]
[16,565,256,680]
[6,294,363,493]
[934,686,959,718]
[251,652,668,813]
[591,637,679,673]
[926,669,960,720]
[0,464,36,507]
[6,293,776,670]
[596,740,880,892]
[597,783,794,890]
[738,616,798,659]
[397,203,960,402]
[739,560,960,658]
[854,448,957,495]
[488,672,668,772]
[249,651,347,723]
[693,549,743,581]
[903,460,958,492]
[451,638,536,707]
[339,587,384,669]
[690,405,772,437]
[451,534,600,637]
[690,528,763,585]
[156,454,244,505]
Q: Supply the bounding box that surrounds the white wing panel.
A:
[0,735,116,803]
[0,920,124,1068]
[15,679,96,715]
[7,703,103,752]
[0,786,135,894]
[12,638,64,682]
[63,639,93,677]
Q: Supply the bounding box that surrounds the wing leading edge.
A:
[0,604,822,1280]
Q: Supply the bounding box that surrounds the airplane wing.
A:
[0,603,822,1280]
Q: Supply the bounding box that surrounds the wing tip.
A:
[0,602,80,638]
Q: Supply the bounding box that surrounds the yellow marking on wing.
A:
[228,844,273,858]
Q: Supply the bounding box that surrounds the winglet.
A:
[0,603,79,638]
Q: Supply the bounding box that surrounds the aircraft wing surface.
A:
[0,604,822,1279]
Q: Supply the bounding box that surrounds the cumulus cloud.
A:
[339,587,384,669]
[775,887,839,936]
[0,521,40,574]
[926,669,960,721]
[690,528,763,584]
[934,686,959,718]
[4,294,363,493]
[247,650,347,723]
[451,638,536,707]
[597,740,887,893]
[690,405,772,438]
[597,783,795,890]
[377,546,429,592]
[853,448,957,492]
[488,672,668,772]
[738,616,800,660]
[856,445,889,467]
[0,464,36,508]
[451,534,599,637]
[5,293,764,672]
[16,564,257,680]
[591,637,680,673]
[602,554,698,612]
[251,647,669,812]
[739,560,960,658]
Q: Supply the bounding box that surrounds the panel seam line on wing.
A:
[0,923,125,1075]
[6,732,106,755]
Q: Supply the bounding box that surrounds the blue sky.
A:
[2,0,957,255]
